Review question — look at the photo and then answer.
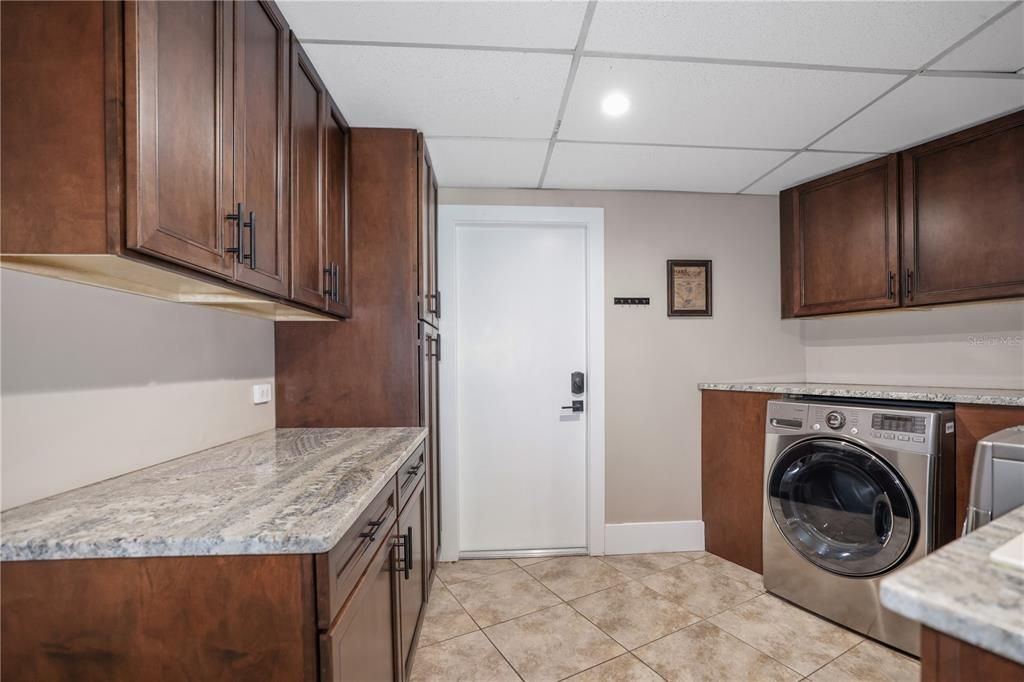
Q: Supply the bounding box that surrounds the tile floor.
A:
[411,552,920,682]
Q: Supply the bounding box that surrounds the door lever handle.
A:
[561,400,584,413]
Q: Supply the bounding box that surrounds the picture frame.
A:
[667,259,712,317]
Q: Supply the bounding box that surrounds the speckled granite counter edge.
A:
[880,508,1024,665]
[698,383,1024,407]
[0,428,427,561]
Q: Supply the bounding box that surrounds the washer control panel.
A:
[766,399,947,455]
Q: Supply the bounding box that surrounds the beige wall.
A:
[1,269,276,510]
[802,300,1024,389]
[441,188,806,523]
[442,187,1024,526]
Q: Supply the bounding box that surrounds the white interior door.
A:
[456,223,588,553]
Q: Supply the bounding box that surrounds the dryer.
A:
[763,399,955,656]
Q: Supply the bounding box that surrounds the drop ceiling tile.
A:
[279,0,587,49]
[743,151,879,195]
[544,143,792,193]
[585,1,1010,69]
[304,45,571,138]
[427,138,549,188]
[559,58,902,149]
[930,4,1024,72]
[813,75,1024,152]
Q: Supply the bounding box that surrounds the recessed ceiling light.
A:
[601,91,630,117]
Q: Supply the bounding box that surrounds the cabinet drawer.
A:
[316,480,398,631]
[398,443,426,512]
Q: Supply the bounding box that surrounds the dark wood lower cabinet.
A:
[920,626,1024,682]
[397,477,428,678]
[320,531,401,682]
[1,444,435,682]
[700,390,780,573]
[0,555,319,681]
[420,321,441,580]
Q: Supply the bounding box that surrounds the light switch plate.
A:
[252,383,272,405]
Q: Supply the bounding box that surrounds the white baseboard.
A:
[603,520,705,556]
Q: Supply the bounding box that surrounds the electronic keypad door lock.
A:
[561,400,584,413]
[571,371,585,395]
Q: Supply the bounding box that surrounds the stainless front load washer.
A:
[763,399,955,656]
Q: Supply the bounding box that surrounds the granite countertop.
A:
[880,506,1024,664]
[0,427,427,561]
[698,382,1024,407]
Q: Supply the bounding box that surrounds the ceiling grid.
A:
[280,0,1024,193]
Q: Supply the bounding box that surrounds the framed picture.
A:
[667,260,712,317]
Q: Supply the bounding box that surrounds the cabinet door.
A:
[418,136,439,325]
[125,0,233,277]
[419,323,441,577]
[398,478,428,676]
[324,100,352,317]
[289,38,326,309]
[320,529,400,682]
[231,0,289,296]
[902,110,1024,307]
[429,162,439,320]
[782,155,900,317]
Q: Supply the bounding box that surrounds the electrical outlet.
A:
[252,383,272,405]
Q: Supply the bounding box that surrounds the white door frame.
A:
[438,205,605,561]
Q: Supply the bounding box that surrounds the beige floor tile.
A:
[513,556,554,567]
[436,558,518,585]
[565,653,664,681]
[634,621,802,682]
[696,554,765,592]
[446,567,560,627]
[417,584,479,648]
[411,630,520,682]
[808,640,919,682]
[570,580,700,650]
[525,556,631,600]
[710,594,862,676]
[601,553,693,579]
[485,604,626,682]
[677,550,708,560]
[640,562,761,618]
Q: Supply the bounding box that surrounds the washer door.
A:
[767,438,918,577]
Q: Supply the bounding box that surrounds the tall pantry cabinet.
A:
[275,127,443,595]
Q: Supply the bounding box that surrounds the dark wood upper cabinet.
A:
[277,129,424,428]
[781,111,1024,318]
[231,0,290,296]
[902,109,1024,307]
[125,0,234,277]
[418,135,440,325]
[325,100,353,318]
[781,155,900,317]
[2,1,351,321]
[289,37,327,309]
[1,1,109,255]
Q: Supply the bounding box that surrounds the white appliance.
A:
[963,425,1024,534]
